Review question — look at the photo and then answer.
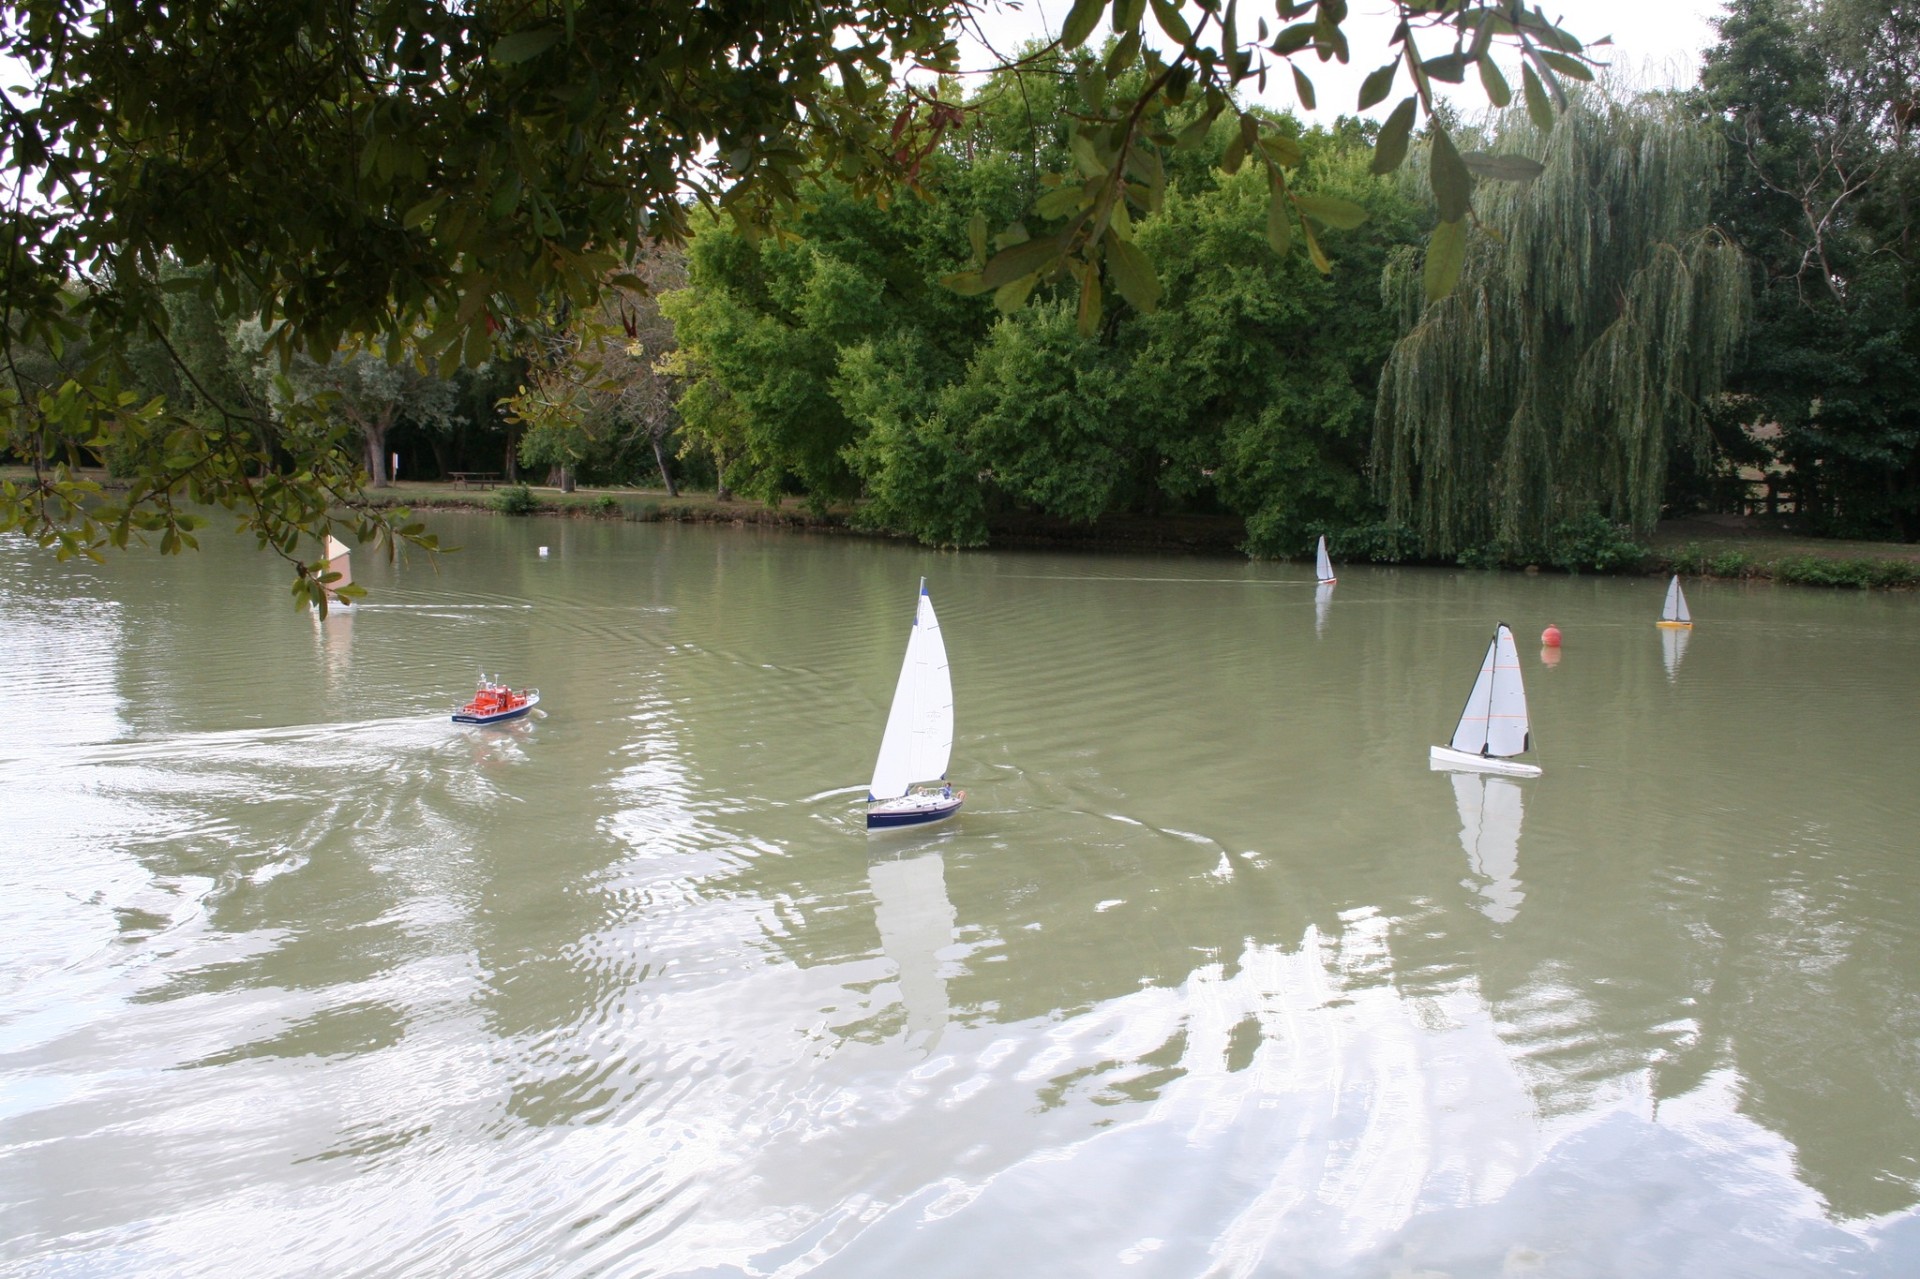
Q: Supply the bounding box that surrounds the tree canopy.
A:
[0,0,1601,598]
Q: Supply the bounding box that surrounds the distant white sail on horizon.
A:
[1315,535,1336,584]
[1449,624,1531,759]
[868,583,954,801]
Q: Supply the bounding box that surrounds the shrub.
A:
[1772,555,1920,589]
[1547,514,1649,574]
[621,499,661,521]
[594,494,622,515]
[493,484,539,515]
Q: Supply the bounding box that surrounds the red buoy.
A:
[1541,624,1562,648]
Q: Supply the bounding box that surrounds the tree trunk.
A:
[651,433,678,497]
[558,465,576,493]
[364,419,391,487]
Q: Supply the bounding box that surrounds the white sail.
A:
[1448,624,1530,759]
[1661,575,1691,624]
[1315,535,1336,583]
[868,583,954,801]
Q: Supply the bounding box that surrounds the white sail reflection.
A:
[1662,623,1691,680]
[868,851,957,1053]
[1451,771,1526,923]
[1314,581,1333,638]
[313,603,355,690]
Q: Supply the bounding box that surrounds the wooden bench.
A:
[448,471,503,490]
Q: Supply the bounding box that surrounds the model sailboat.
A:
[1314,535,1336,585]
[1658,575,1693,629]
[1430,623,1542,778]
[867,579,964,829]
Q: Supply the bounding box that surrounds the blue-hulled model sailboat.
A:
[867,580,964,830]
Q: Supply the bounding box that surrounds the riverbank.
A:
[10,467,1917,586]
[375,482,1920,587]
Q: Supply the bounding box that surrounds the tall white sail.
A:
[1449,624,1530,758]
[1315,535,1336,584]
[1661,575,1691,624]
[868,583,954,801]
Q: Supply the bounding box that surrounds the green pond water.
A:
[3,513,1919,1276]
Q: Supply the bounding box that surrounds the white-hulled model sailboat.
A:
[867,579,964,830]
[1315,535,1337,585]
[1430,623,1542,778]
[1657,575,1693,629]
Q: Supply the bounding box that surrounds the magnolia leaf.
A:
[1105,237,1162,313]
[1358,62,1397,111]
[1302,219,1331,274]
[1292,66,1316,111]
[1266,175,1294,256]
[942,271,991,296]
[1294,193,1368,230]
[1521,62,1555,132]
[1149,0,1192,46]
[1062,0,1105,50]
[1422,53,1467,84]
[968,210,988,263]
[1540,51,1594,82]
[493,28,562,65]
[1372,96,1417,174]
[1423,217,1468,301]
[1258,132,1303,168]
[1076,266,1103,336]
[981,235,1064,288]
[993,273,1038,312]
[1428,126,1473,222]
[1112,0,1147,32]
[1462,152,1545,182]
[1477,55,1512,108]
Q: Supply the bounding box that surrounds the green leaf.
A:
[1358,62,1397,111]
[1421,53,1468,84]
[968,210,988,263]
[493,28,562,65]
[1105,237,1162,313]
[1292,66,1316,112]
[1063,0,1105,49]
[1258,132,1304,168]
[1294,193,1368,230]
[1462,152,1545,182]
[1112,0,1147,32]
[1076,266,1103,336]
[1302,219,1331,275]
[1266,174,1294,256]
[1540,51,1594,82]
[402,194,448,229]
[1371,97,1417,174]
[1149,0,1192,45]
[993,273,1039,312]
[1521,62,1555,133]
[1428,126,1473,222]
[1423,218,1468,302]
[981,235,1064,288]
[1476,55,1511,108]
[942,270,991,297]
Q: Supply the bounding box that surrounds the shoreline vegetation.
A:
[361,478,1920,591]
[7,467,1917,589]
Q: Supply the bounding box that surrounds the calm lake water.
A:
[4,514,1919,1277]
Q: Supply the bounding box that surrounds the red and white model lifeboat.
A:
[452,676,540,725]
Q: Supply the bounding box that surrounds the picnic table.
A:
[448,471,502,489]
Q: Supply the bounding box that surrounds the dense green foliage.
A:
[663,61,1420,552]
[1701,0,1920,541]
[0,0,1599,599]
[1373,96,1750,561]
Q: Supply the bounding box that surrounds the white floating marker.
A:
[538,546,549,558]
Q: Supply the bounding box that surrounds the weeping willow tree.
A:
[1372,96,1752,558]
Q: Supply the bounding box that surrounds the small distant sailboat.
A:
[1658,575,1693,629]
[1314,535,1337,585]
[867,579,964,830]
[1430,623,1542,778]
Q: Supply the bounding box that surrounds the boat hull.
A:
[1656,620,1693,629]
[867,791,965,830]
[1430,744,1541,778]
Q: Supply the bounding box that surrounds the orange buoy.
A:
[1541,624,1562,648]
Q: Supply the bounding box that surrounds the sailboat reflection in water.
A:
[1451,772,1527,923]
[868,851,958,1053]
